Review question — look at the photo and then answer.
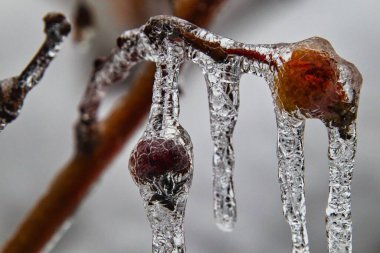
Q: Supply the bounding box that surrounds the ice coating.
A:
[78,15,362,252]
[0,13,70,131]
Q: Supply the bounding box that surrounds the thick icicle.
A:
[129,27,193,253]
[326,124,356,253]
[276,113,309,252]
[0,13,70,131]
[201,57,241,231]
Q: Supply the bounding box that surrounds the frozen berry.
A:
[129,138,191,184]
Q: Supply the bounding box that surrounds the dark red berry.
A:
[129,138,191,184]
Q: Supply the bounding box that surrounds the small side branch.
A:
[0,13,70,131]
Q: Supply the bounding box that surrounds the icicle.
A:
[78,28,143,123]
[276,113,309,252]
[129,28,193,253]
[326,124,356,253]
[0,13,70,131]
[201,57,241,231]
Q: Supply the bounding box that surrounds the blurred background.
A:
[0,0,379,252]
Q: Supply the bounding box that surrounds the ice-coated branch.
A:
[76,29,143,151]
[3,7,362,252]
[123,15,362,252]
[0,13,70,131]
[1,1,226,252]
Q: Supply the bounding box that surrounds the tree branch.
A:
[0,13,70,131]
[1,1,226,252]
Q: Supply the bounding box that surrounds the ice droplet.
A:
[78,29,143,124]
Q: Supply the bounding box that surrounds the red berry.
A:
[129,138,191,184]
[276,48,354,127]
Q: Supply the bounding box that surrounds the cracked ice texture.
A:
[0,13,70,131]
[276,114,309,252]
[129,137,192,253]
[326,125,356,253]
[200,57,241,231]
[79,15,362,253]
[185,24,362,251]
[141,17,361,252]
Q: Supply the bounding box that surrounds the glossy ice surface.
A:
[78,15,362,253]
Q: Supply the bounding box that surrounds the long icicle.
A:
[276,113,309,252]
[326,124,356,252]
[202,57,241,231]
[52,15,361,252]
[90,16,362,252]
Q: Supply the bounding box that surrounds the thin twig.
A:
[1,1,226,252]
[0,13,70,131]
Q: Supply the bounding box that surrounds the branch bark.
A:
[1,1,226,252]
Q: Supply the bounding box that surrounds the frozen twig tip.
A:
[0,12,70,131]
[44,12,71,38]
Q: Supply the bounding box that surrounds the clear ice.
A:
[128,27,193,252]
[78,15,362,253]
[0,13,70,131]
[326,124,357,252]
[194,53,242,231]
[78,21,195,252]
[78,29,143,128]
[276,114,309,252]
